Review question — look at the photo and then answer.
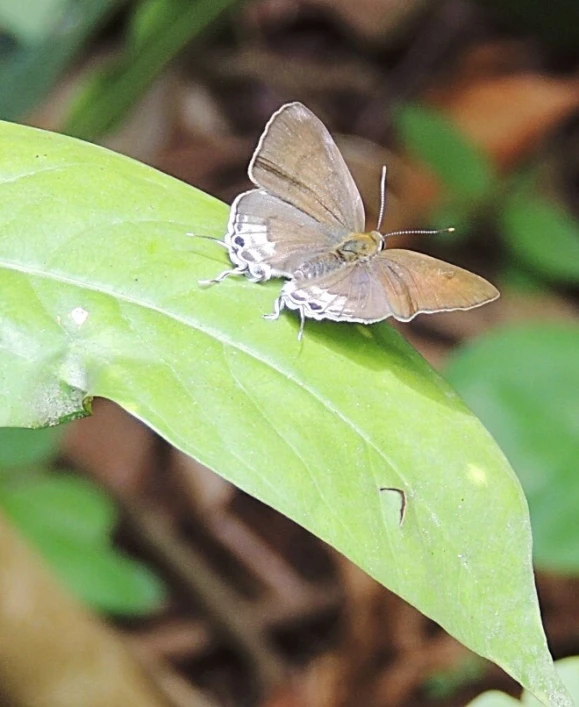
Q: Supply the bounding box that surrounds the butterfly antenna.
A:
[376,166,387,232]
[383,227,455,239]
[186,233,228,248]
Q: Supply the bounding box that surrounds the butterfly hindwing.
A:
[226,188,349,280]
[278,249,499,324]
[280,261,394,323]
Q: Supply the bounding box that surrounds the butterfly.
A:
[201,102,499,339]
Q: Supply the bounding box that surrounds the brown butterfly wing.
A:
[280,261,395,323]
[226,189,349,279]
[375,250,500,321]
[249,102,365,233]
[279,249,499,323]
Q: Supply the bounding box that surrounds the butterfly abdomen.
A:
[294,252,343,280]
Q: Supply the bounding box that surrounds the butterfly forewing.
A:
[376,250,500,320]
[249,102,365,232]
[227,188,349,279]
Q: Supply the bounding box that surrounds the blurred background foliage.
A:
[1,0,579,705]
[0,426,166,614]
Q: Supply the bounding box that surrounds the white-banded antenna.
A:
[383,227,455,239]
[376,165,388,232]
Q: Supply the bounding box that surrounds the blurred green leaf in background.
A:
[501,184,579,284]
[395,102,579,294]
[0,0,71,45]
[0,0,240,137]
[395,103,496,202]
[394,103,497,233]
[62,0,241,140]
[0,427,167,614]
[0,0,116,121]
[445,324,579,574]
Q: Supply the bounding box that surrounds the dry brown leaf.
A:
[242,0,431,43]
[306,0,432,43]
[0,513,168,707]
[432,73,579,171]
[64,399,156,499]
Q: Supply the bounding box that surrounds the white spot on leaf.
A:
[467,463,488,487]
[70,307,89,327]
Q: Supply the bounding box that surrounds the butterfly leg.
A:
[297,308,306,341]
[264,295,285,321]
[199,266,247,287]
[264,297,306,340]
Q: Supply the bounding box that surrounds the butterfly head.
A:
[336,230,384,262]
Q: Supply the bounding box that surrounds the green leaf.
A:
[0,425,63,469]
[0,474,166,614]
[394,103,495,201]
[424,656,486,699]
[0,0,115,121]
[498,263,546,294]
[445,324,579,574]
[38,537,166,615]
[523,658,579,707]
[431,198,474,235]
[0,119,571,706]
[501,190,579,283]
[0,475,116,542]
[467,657,579,707]
[0,0,69,44]
[468,692,521,707]
[62,0,240,140]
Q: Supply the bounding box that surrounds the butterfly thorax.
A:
[294,231,383,280]
[335,230,383,262]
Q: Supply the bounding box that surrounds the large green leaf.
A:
[468,657,579,707]
[523,658,579,707]
[0,119,571,706]
[468,694,521,707]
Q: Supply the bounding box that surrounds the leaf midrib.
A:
[3,255,464,581]
[2,256,404,468]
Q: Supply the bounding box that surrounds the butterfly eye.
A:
[233,236,245,247]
